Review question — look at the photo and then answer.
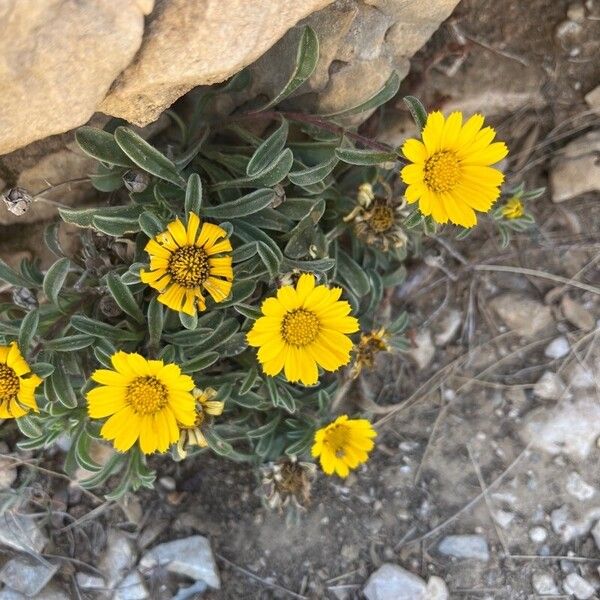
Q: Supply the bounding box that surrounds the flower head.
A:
[501,197,524,220]
[311,415,377,478]
[352,196,408,251]
[176,387,224,459]
[350,328,390,379]
[140,212,233,316]
[261,457,316,511]
[0,342,42,419]
[87,351,196,454]
[247,273,359,386]
[401,111,508,228]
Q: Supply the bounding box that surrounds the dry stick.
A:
[216,553,308,600]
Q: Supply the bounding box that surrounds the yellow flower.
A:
[140,212,233,316]
[401,111,508,228]
[176,387,224,459]
[87,351,196,454]
[350,328,390,379]
[247,273,359,386]
[0,342,42,419]
[501,197,524,220]
[311,415,377,478]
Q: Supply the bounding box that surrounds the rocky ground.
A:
[1,0,600,598]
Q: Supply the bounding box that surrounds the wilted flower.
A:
[352,196,408,251]
[123,170,150,193]
[2,187,32,216]
[350,328,390,378]
[261,457,316,511]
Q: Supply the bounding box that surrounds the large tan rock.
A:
[0,0,149,155]
[100,0,335,126]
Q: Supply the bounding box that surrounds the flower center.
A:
[368,204,395,232]
[281,309,320,347]
[0,364,19,402]
[127,376,169,415]
[168,246,210,288]
[325,424,350,459]
[423,150,461,193]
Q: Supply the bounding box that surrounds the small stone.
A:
[534,371,568,401]
[0,443,16,490]
[493,510,515,529]
[0,557,58,597]
[158,476,176,491]
[433,309,461,346]
[140,535,220,589]
[544,336,570,359]
[0,513,47,553]
[99,529,136,589]
[490,294,554,338]
[585,85,600,111]
[532,572,559,595]
[438,535,489,561]
[408,329,435,369]
[425,576,449,600]
[529,526,548,544]
[561,296,595,332]
[567,1,587,21]
[2,187,33,216]
[363,564,427,600]
[566,472,596,501]
[113,570,149,600]
[75,572,106,590]
[550,505,600,543]
[568,363,596,389]
[591,520,600,549]
[341,543,359,561]
[563,573,595,599]
[0,582,69,599]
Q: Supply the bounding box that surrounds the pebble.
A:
[585,84,600,111]
[159,476,176,491]
[433,309,461,346]
[493,510,515,529]
[0,443,16,490]
[529,526,548,544]
[0,513,47,553]
[408,329,435,370]
[561,296,595,331]
[437,535,489,561]
[532,572,559,595]
[544,336,570,359]
[591,520,600,549]
[425,576,449,600]
[563,573,595,599]
[99,529,136,589]
[363,563,427,600]
[551,505,600,543]
[113,570,149,600]
[533,371,568,401]
[140,535,220,589]
[0,557,58,597]
[490,294,553,338]
[75,572,105,590]
[0,582,69,599]
[566,472,596,501]
[568,363,596,389]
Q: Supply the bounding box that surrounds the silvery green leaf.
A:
[233,242,259,263]
[234,304,262,320]
[18,309,38,352]
[403,95,428,132]
[139,212,166,238]
[92,214,142,236]
[90,169,126,192]
[233,221,283,264]
[43,223,64,258]
[281,257,336,272]
[0,258,32,288]
[185,173,203,217]
[59,204,145,229]
[30,362,54,378]
[381,264,406,287]
[45,334,95,352]
[277,198,316,220]
[239,367,258,395]
[202,188,275,218]
[247,413,280,438]
[50,366,78,409]
[43,258,70,305]
[71,315,143,342]
[335,147,398,166]
[179,311,198,330]
[181,351,220,374]
[257,241,281,279]
[288,155,338,186]
[147,298,164,349]
[336,249,370,297]
[246,120,289,176]
[388,311,409,334]
[237,208,292,232]
[75,127,134,168]
[106,272,144,323]
[285,431,313,456]
[17,415,43,439]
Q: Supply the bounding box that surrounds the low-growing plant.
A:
[0,27,538,507]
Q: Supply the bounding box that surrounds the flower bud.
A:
[2,187,33,216]
[123,170,150,193]
[12,287,38,311]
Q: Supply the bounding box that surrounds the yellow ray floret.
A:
[0,342,42,419]
[140,212,233,316]
[401,111,508,228]
[86,351,196,454]
[311,415,377,478]
[247,273,359,386]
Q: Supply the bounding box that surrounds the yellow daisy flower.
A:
[86,351,196,454]
[501,197,524,220]
[0,342,42,419]
[401,111,508,228]
[140,212,233,316]
[247,273,359,386]
[311,415,377,478]
[176,387,224,459]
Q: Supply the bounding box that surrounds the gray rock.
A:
[551,505,600,543]
[567,363,597,389]
[561,296,595,332]
[433,309,462,346]
[0,443,16,490]
[591,520,600,549]
[533,371,568,401]
[438,535,489,561]
[490,294,554,338]
[425,576,449,600]
[544,336,570,359]
[0,582,69,599]
[140,535,220,589]
[532,572,559,595]
[529,526,548,544]
[99,529,136,589]
[493,510,515,529]
[566,472,596,501]
[0,557,58,597]
[408,329,435,369]
[563,573,595,599]
[0,513,47,553]
[585,84,600,110]
[363,564,427,600]
[75,572,106,590]
[113,570,149,600]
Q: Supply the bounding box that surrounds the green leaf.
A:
[59,204,145,229]
[288,156,338,186]
[233,304,262,320]
[247,414,280,438]
[106,273,144,323]
[403,96,428,131]
[43,258,70,305]
[71,315,143,342]
[246,120,289,176]
[281,257,336,273]
[50,367,78,409]
[114,127,186,188]
[90,169,126,192]
[257,26,319,111]
[335,147,398,166]
[322,70,401,118]
[75,127,134,168]
[204,429,253,462]
[257,241,281,279]
[17,415,43,439]
[44,334,95,352]
[388,311,409,335]
[185,173,203,218]
[147,298,164,349]
[30,362,54,378]
[18,310,39,352]
[0,258,31,288]
[93,215,142,236]
[233,242,259,263]
[139,212,166,238]
[285,431,313,457]
[202,189,275,219]
[239,367,258,395]
[43,223,65,258]
[181,351,219,374]
[337,249,370,297]
[179,311,198,331]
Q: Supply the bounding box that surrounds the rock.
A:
[171,581,208,600]
[139,535,220,589]
[528,526,548,544]
[362,563,427,600]
[437,535,490,561]
[0,557,58,597]
[533,371,568,401]
[0,513,47,553]
[158,476,176,491]
[550,131,600,203]
[490,294,554,338]
[0,582,69,600]
[493,510,515,529]
[100,0,334,125]
[425,576,449,600]
[113,570,149,600]
[591,520,600,550]
[550,505,600,543]
[433,309,462,346]
[567,363,597,389]
[99,530,136,589]
[524,397,600,460]
[75,572,106,590]
[585,84,600,111]
[0,442,16,489]
[408,329,435,369]
[563,573,595,599]
[532,572,559,595]
[544,336,570,359]
[0,0,147,154]
[561,296,595,332]
[566,472,596,501]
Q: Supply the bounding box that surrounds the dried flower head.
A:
[352,196,408,251]
[350,328,390,379]
[2,187,33,216]
[123,170,151,193]
[12,288,38,311]
[261,457,317,511]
